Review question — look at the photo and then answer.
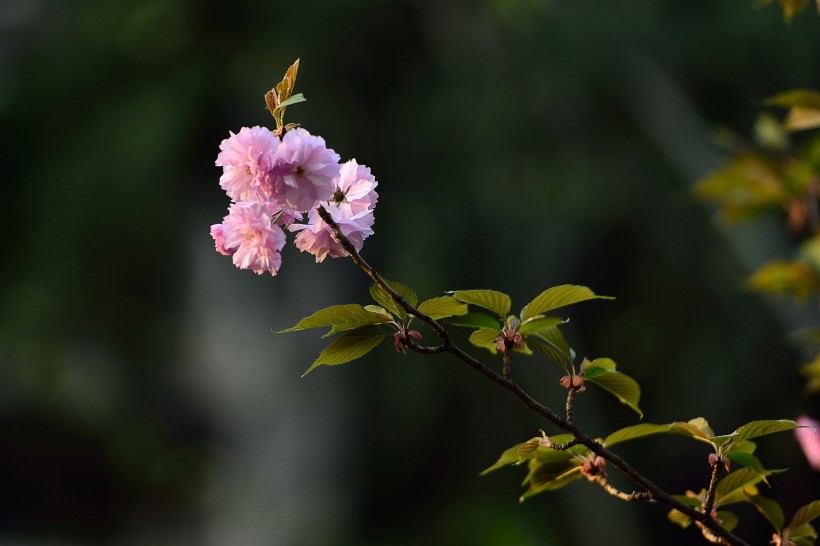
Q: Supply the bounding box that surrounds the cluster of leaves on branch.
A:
[695,89,820,395]
[214,60,820,546]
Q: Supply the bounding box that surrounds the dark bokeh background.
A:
[1,0,819,544]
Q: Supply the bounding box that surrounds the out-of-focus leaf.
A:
[520,285,613,321]
[279,304,391,334]
[767,89,820,110]
[585,370,642,418]
[800,236,820,272]
[749,494,785,532]
[754,112,789,151]
[787,501,820,534]
[716,511,739,532]
[442,310,501,329]
[469,328,501,354]
[766,88,820,130]
[370,279,418,319]
[747,260,819,302]
[668,509,693,529]
[303,326,386,376]
[695,155,786,221]
[416,296,468,320]
[451,290,511,318]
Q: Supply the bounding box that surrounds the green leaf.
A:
[303,326,386,376]
[733,419,801,443]
[585,370,643,419]
[451,290,511,318]
[715,467,778,506]
[749,494,785,532]
[469,328,501,354]
[520,461,583,500]
[274,92,306,111]
[416,296,468,320]
[370,280,418,319]
[518,315,566,335]
[525,324,574,367]
[279,304,392,334]
[581,357,617,373]
[442,310,501,329]
[788,501,820,534]
[480,444,525,475]
[672,417,715,442]
[725,451,767,475]
[668,509,693,529]
[521,285,614,321]
[603,423,675,447]
[716,511,739,532]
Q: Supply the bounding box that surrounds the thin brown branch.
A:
[318,208,749,546]
[703,458,722,517]
[590,475,652,502]
[566,386,578,424]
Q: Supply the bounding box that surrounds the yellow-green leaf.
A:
[521,285,613,321]
[451,290,511,318]
[370,279,418,319]
[279,304,392,334]
[303,326,386,376]
[469,328,501,354]
[585,370,643,419]
[416,296,468,320]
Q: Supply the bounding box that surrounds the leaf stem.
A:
[318,206,749,546]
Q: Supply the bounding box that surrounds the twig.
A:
[589,475,652,502]
[703,457,722,517]
[318,207,750,546]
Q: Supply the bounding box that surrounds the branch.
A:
[589,475,652,502]
[317,206,750,546]
[703,457,722,517]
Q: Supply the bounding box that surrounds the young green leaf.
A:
[520,285,613,321]
[524,324,573,367]
[521,461,583,500]
[302,326,386,376]
[667,509,693,529]
[603,423,676,448]
[716,511,739,532]
[451,290,511,318]
[416,296,468,320]
[585,370,643,419]
[518,315,566,335]
[442,310,502,329]
[715,467,780,506]
[725,451,768,475]
[766,89,820,110]
[469,328,501,354]
[733,419,801,443]
[370,279,418,319]
[279,304,392,334]
[274,92,306,112]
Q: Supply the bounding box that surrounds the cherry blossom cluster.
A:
[210,126,378,275]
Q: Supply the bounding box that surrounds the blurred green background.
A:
[1,0,819,544]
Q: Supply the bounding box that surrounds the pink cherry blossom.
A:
[796,416,820,471]
[210,224,232,256]
[214,201,287,276]
[331,159,378,215]
[290,204,374,263]
[216,126,279,202]
[270,128,340,212]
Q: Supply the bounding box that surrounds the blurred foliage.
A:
[1,0,820,545]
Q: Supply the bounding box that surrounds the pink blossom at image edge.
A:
[796,416,820,471]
